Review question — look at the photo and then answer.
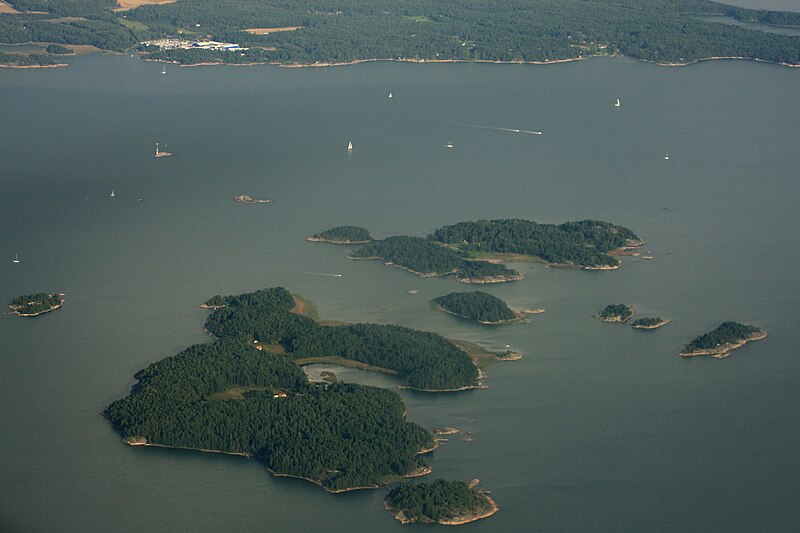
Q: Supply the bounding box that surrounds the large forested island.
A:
[306,225,373,244]
[385,479,498,525]
[680,321,767,358]
[433,291,523,325]
[7,293,64,316]
[105,287,514,493]
[314,218,640,282]
[1,0,799,68]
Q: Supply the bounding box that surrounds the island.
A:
[432,291,525,325]
[598,304,634,323]
[384,479,498,525]
[316,218,641,282]
[233,194,271,204]
[346,234,523,284]
[430,219,642,269]
[8,293,64,317]
[631,317,670,330]
[306,225,372,244]
[679,321,767,359]
[106,287,516,494]
[2,1,799,68]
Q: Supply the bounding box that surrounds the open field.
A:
[243,27,302,35]
[113,0,176,11]
[0,1,20,14]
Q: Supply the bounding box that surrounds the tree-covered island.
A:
[598,304,634,323]
[2,0,800,68]
[433,291,524,325]
[7,293,64,316]
[106,287,515,493]
[384,479,498,525]
[631,317,670,329]
[680,321,767,358]
[431,219,642,269]
[306,225,373,244]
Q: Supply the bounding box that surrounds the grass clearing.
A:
[243,26,302,35]
[0,1,20,14]
[206,385,268,401]
[113,0,177,11]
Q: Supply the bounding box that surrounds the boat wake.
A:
[463,124,542,135]
[307,272,343,277]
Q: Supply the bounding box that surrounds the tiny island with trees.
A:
[631,317,670,330]
[433,291,524,325]
[384,479,498,525]
[306,225,373,244]
[680,321,767,358]
[7,293,64,317]
[105,287,516,499]
[598,304,634,323]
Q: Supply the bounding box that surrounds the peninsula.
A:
[433,291,525,325]
[8,293,64,317]
[106,287,514,494]
[384,479,498,525]
[2,1,799,68]
[306,225,372,244]
[680,322,767,358]
[598,304,634,323]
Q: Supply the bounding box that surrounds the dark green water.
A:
[1,54,798,532]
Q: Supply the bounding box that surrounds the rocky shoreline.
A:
[679,331,767,359]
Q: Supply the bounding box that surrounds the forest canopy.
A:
[433,291,518,324]
[2,0,800,66]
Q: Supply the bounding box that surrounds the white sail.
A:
[12,253,20,263]
[347,141,353,151]
[614,98,621,107]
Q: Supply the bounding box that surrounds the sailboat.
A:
[664,152,670,160]
[347,141,353,151]
[447,141,454,148]
[614,98,621,108]
[12,253,20,264]
[161,65,166,75]
[110,189,116,197]
[388,92,393,98]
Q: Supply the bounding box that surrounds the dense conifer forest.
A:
[682,321,764,352]
[8,293,63,315]
[104,287,503,491]
[385,479,496,524]
[203,287,479,390]
[433,291,518,324]
[307,226,372,243]
[598,303,634,322]
[2,0,799,66]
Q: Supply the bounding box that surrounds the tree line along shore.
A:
[104,286,515,524]
[308,218,644,284]
[2,0,800,68]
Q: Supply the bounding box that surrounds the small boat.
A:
[663,152,670,160]
[347,141,353,151]
[614,98,621,108]
[12,253,20,264]
[110,189,116,197]
[161,65,166,75]
[388,92,393,98]
[447,141,454,148]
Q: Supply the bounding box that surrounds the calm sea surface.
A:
[1,53,799,532]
